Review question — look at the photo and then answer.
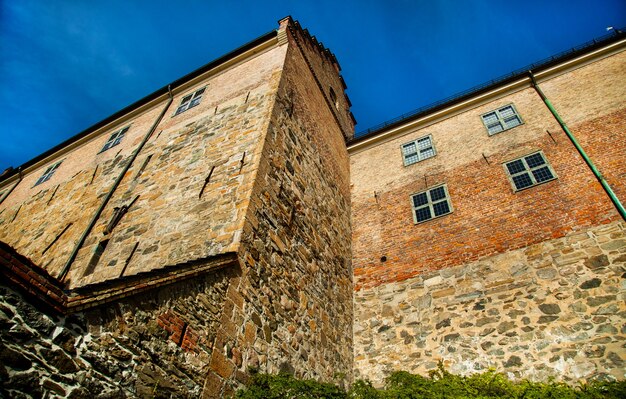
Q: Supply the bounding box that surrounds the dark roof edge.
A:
[349,29,626,146]
[0,239,239,315]
[0,29,278,185]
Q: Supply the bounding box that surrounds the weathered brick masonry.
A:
[0,16,625,399]
[350,41,626,383]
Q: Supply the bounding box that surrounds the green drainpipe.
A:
[528,71,626,221]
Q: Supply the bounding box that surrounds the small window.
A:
[100,126,129,153]
[504,151,556,191]
[174,87,205,116]
[411,184,453,224]
[481,104,522,135]
[329,87,339,109]
[401,135,436,166]
[34,161,62,186]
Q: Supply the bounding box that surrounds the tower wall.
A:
[202,19,354,396]
[0,17,355,398]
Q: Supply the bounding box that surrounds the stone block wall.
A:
[0,42,288,289]
[0,18,356,397]
[0,266,232,398]
[199,22,354,396]
[354,222,626,384]
[349,48,626,383]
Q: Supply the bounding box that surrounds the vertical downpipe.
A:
[58,86,175,282]
[528,71,626,220]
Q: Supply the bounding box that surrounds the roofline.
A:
[348,29,626,148]
[0,29,278,185]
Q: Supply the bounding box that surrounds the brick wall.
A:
[350,46,626,383]
[353,221,626,384]
[350,51,625,290]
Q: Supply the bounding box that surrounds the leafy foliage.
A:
[234,363,626,399]
[234,373,347,399]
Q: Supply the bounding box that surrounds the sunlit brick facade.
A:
[0,17,624,398]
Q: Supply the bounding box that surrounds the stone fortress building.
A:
[0,16,624,398]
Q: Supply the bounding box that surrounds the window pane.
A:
[404,154,418,165]
[181,94,192,104]
[415,207,432,222]
[512,173,533,190]
[420,148,435,159]
[504,116,521,128]
[417,137,431,149]
[488,123,503,134]
[412,193,428,207]
[402,143,416,155]
[190,97,201,107]
[433,200,450,216]
[429,186,446,201]
[175,105,187,115]
[35,162,61,186]
[499,106,515,118]
[525,153,545,168]
[532,166,554,182]
[506,160,526,174]
[194,88,205,96]
[482,112,498,124]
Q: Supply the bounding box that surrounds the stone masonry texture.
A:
[0,17,354,398]
[0,17,625,399]
[0,267,231,398]
[0,41,288,287]
[201,21,354,396]
[350,46,626,384]
[353,221,626,384]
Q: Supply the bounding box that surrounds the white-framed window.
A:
[401,135,436,166]
[100,126,129,153]
[34,161,62,186]
[174,87,205,116]
[504,151,556,191]
[410,184,453,224]
[481,104,522,135]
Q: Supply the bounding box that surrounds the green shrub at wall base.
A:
[234,364,626,399]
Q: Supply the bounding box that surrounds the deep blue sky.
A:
[1,0,625,172]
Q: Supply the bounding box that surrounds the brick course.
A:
[350,43,626,383]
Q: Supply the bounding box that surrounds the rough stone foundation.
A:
[353,221,626,385]
[0,269,231,398]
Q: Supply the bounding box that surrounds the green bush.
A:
[234,373,347,399]
[234,363,626,399]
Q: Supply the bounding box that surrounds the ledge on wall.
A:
[0,241,237,315]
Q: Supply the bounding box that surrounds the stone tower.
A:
[0,17,354,398]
